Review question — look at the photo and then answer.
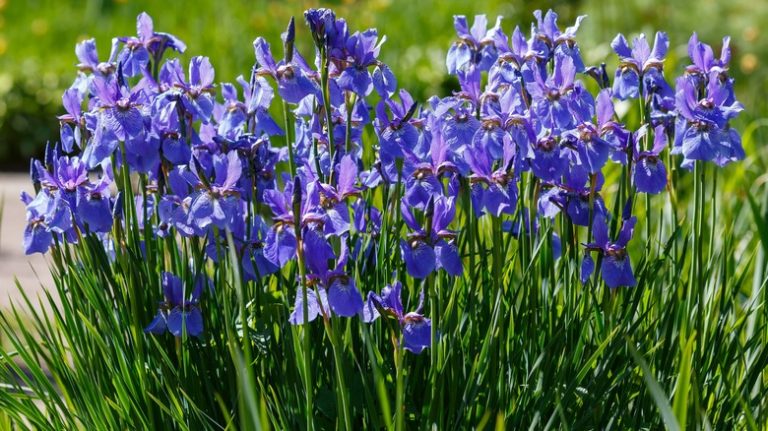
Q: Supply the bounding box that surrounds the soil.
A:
[0,173,54,310]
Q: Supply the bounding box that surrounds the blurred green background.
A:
[0,0,765,171]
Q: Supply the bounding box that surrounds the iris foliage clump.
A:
[0,7,765,431]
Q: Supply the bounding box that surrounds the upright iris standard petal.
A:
[592,215,610,247]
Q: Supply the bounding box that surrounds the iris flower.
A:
[363,282,431,354]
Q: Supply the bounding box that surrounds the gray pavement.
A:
[0,173,54,310]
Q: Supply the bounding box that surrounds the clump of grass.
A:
[0,7,766,431]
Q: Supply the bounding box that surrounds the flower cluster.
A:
[22,10,744,353]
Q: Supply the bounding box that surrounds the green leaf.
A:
[626,338,681,431]
[672,332,695,429]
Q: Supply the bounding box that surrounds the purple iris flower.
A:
[474,87,530,159]
[127,135,162,174]
[530,10,587,72]
[504,113,537,161]
[567,169,606,226]
[562,93,615,174]
[403,129,458,210]
[145,272,206,338]
[582,215,637,288]
[118,12,186,77]
[446,15,501,74]
[673,72,744,168]
[219,75,283,138]
[263,179,336,273]
[484,73,526,117]
[35,155,115,234]
[181,151,243,231]
[21,191,72,255]
[685,33,734,102]
[337,29,386,96]
[202,213,278,281]
[239,216,279,281]
[465,138,517,217]
[157,171,195,237]
[611,32,672,101]
[372,64,397,99]
[525,56,592,131]
[288,285,329,325]
[290,243,363,323]
[593,89,631,165]
[400,196,463,279]
[537,165,607,226]
[312,155,361,236]
[58,88,86,153]
[304,8,340,51]
[328,97,370,157]
[263,183,300,268]
[565,180,606,227]
[233,136,280,203]
[217,82,248,137]
[529,131,569,182]
[489,24,544,85]
[375,90,420,163]
[436,97,480,156]
[75,37,119,76]
[362,282,431,354]
[253,37,318,104]
[148,98,190,166]
[633,126,668,194]
[75,167,114,233]
[490,24,527,69]
[83,74,147,168]
[36,155,85,205]
[155,57,216,123]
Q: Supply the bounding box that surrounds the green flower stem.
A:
[361,326,392,429]
[283,101,296,177]
[324,317,352,431]
[461,177,477,294]
[320,48,335,184]
[394,338,406,431]
[293,218,313,430]
[344,92,355,155]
